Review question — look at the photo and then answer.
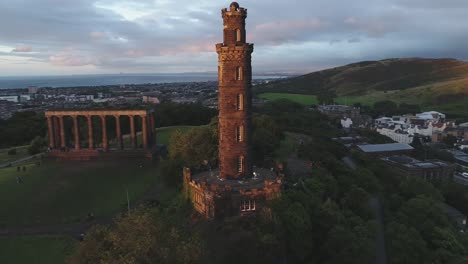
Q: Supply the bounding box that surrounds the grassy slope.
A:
[256,58,468,116]
[0,145,30,164]
[0,236,76,264]
[156,126,195,145]
[0,160,159,227]
[259,93,318,105]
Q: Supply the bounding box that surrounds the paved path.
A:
[342,155,387,264]
[0,153,44,169]
[342,156,357,170]
[370,196,387,264]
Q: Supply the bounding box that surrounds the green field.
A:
[0,236,76,264]
[259,93,318,105]
[0,145,30,164]
[258,92,468,117]
[0,160,159,227]
[156,126,196,146]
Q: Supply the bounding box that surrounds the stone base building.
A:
[183,167,283,219]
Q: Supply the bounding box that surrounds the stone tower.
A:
[216,2,254,180]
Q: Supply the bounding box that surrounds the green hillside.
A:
[255,58,468,116]
[256,58,468,96]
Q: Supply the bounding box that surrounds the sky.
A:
[0,0,467,76]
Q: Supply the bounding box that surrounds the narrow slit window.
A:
[218,66,222,82]
[236,94,243,110]
[236,126,244,142]
[236,29,242,42]
[238,156,244,173]
[236,66,243,81]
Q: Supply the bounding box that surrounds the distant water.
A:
[0,73,285,89]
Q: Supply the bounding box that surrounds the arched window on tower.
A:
[236,29,242,42]
[236,66,243,81]
[238,156,244,173]
[236,126,244,142]
[236,94,244,111]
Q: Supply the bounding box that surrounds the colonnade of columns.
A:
[46,111,156,152]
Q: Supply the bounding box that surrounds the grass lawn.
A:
[156,126,195,146]
[0,236,76,264]
[258,93,318,106]
[0,145,30,164]
[259,92,468,118]
[0,160,159,227]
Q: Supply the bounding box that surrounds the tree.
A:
[386,222,429,264]
[252,115,283,164]
[169,125,218,168]
[443,135,458,147]
[322,220,375,264]
[7,148,16,155]
[398,103,421,115]
[373,100,398,116]
[69,208,205,264]
[317,91,336,105]
[28,136,46,155]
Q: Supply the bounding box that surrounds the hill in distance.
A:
[256,58,468,116]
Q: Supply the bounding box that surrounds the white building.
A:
[341,117,353,129]
[416,111,446,122]
[0,96,19,103]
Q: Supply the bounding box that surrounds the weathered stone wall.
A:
[217,4,254,179]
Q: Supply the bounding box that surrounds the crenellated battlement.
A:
[221,2,247,18]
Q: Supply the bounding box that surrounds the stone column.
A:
[130,115,136,149]
[53,117,60,148]
[149,113,156,145]
[47,116,55,149]
[101,115,108,151]
[73,115,80,151]
[59,116,65,148]
[115,115,122,150]
[87,115,93,149]
[141,115,148,149]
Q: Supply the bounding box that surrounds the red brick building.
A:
[184,2,283,219]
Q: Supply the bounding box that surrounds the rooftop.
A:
[357,143,414,153]
[382,155,451,169]
[191,167,279,191]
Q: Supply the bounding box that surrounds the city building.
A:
[375,111,454,143]
[381,155,455,182]
[183,2,283,219]
[142,96,160,104]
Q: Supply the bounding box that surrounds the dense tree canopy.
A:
[70,205,204,264]
[0,111,46,148]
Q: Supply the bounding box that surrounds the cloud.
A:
[90,31,107,39]
[49,48,99,66]
[0,0,467,75]
[12,46,33,52]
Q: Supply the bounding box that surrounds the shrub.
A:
[7,148,17,155]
